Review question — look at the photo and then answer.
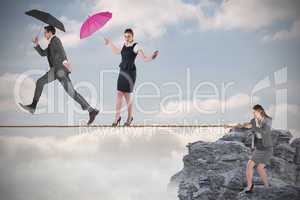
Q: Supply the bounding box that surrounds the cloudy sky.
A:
[0,1,300,199]
[0,127,228,200]
[0,0,300,135]
[0,0,299,136]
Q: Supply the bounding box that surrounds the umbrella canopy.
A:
[25,9,66,32]
[80,11,112,39]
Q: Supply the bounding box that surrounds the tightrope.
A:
[0,124,234,128]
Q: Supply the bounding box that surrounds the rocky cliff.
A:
[169,128,300,200]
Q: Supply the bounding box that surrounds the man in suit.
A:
[20,25,99,125]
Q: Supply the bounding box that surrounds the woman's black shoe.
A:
[245,184,254,193]
[124,117,133,126]
[112,117,121,127]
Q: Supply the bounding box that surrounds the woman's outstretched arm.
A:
[104,38,121,54]
[234,122,252,129]
[137,49,159,62]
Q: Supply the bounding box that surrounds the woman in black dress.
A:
[104,29,159,126]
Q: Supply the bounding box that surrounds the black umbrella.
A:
[25,9,66,32]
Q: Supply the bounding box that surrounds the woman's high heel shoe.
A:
[245,183,254,193]
[112,117,121,127]
[124,117,133,126]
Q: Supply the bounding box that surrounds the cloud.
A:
[195,0,300,41]
[157,93,256,118]
[197,0,300,31]
[262,19,300,42]
[87,0,198,39]
[0,127,227,200]
[82,0,300,42]
[57,16,82,48]
[25,0,300,44]
[0,73,47,112]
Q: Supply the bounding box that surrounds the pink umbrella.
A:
[80,11,112,39]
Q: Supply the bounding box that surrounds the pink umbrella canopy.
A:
[80,11,112,39]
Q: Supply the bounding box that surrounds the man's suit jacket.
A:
[34,36,70,73]
[250,117,273,148]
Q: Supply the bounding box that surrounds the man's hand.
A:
[63,60,72,71]
[104,37,111,45]
[32,36,39,46]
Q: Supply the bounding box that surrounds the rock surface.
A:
[169,128,300,200]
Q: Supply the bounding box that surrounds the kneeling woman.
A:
[235,104,273,193]
[104,28,159,126]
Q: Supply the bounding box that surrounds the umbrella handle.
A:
[37,24,43,38]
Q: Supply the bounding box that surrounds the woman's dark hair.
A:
[252,104,272,119]
[44,25,56,35]
[124,28,134,36]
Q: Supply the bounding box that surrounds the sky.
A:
[0,127,228,200]
[0,1,300,200]
[0,0,299,136]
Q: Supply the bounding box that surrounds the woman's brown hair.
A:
[252,104,272,119]
[124,28,134,36]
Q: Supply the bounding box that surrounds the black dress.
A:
[117,42,138,93]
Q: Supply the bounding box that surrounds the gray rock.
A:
[170,129,300,200]
[291,138,300,148]
[273,143,295,163]
[219,130,249,143]
[269,156,298,185]
[291,138,300,165]
[237,185,300,200]
[271,130,293,145]
[294,148,300,165]
[219,129,293,149]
